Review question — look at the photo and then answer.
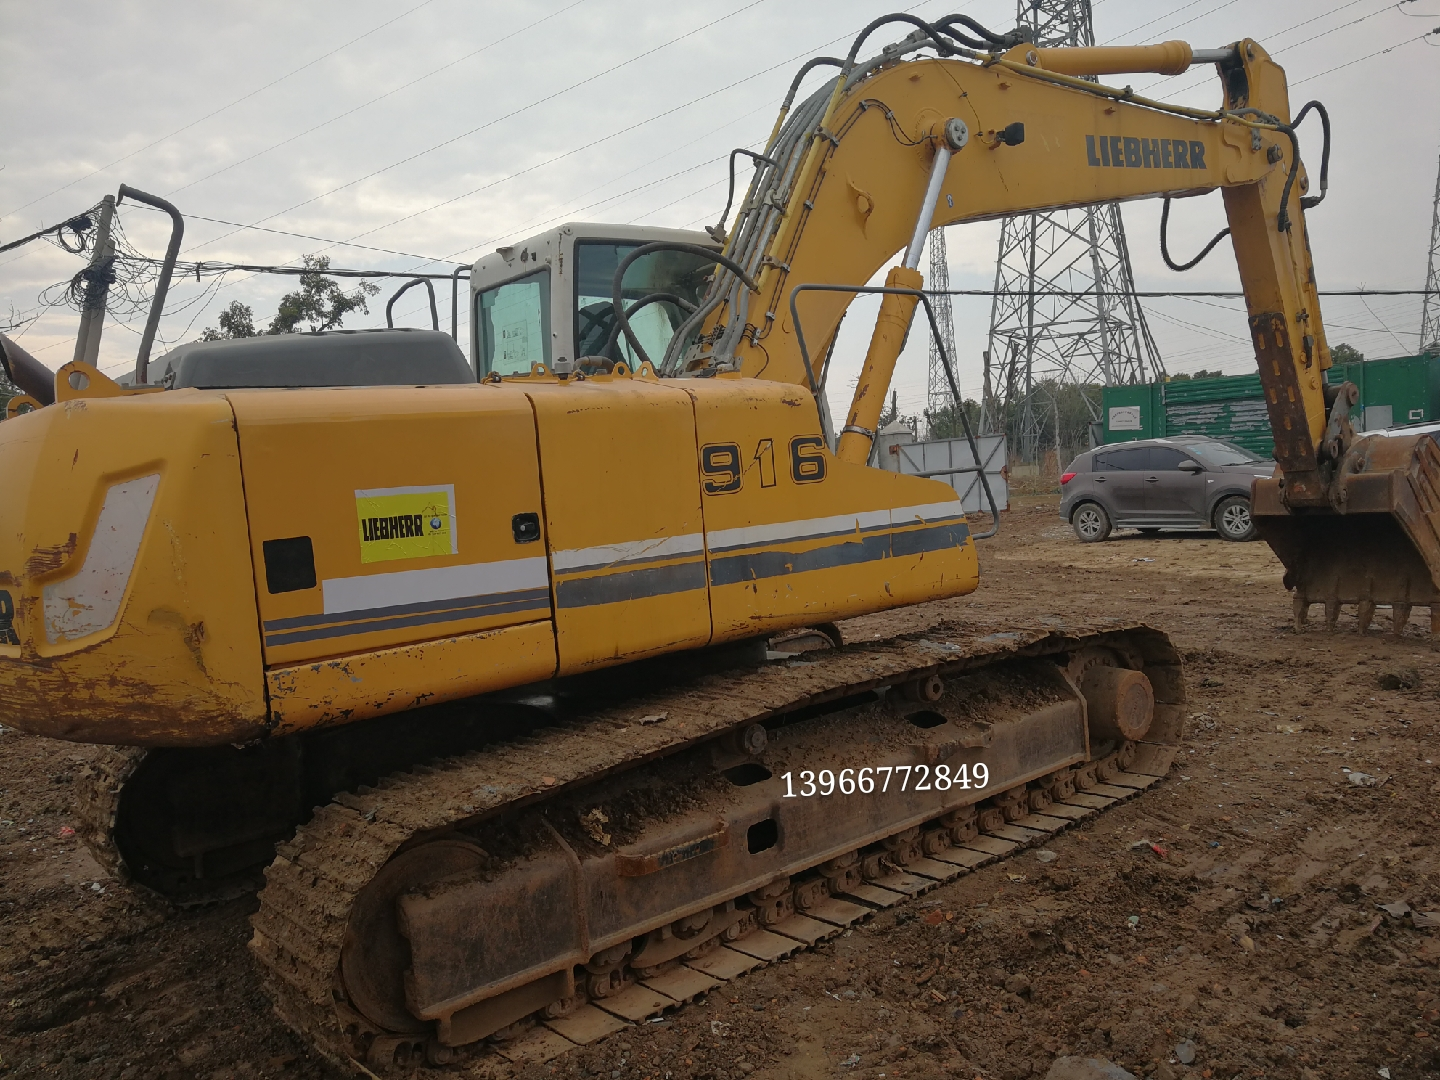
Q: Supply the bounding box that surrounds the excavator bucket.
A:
[1252,432,1440,633]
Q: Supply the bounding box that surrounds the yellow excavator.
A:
[1,10,1430,1072]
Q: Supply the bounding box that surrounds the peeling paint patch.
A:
[25,534,78,577]
[43,474,160,643]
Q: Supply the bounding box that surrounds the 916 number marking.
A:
[781,764,989,797]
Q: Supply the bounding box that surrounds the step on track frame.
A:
[248,621,1183,1075]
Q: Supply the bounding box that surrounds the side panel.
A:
[265,622,556,736]
[229,386,557,729]
[525,377,710,674]
[686,379,979,641]
[0,393,267,745]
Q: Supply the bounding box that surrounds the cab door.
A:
[1144,446,1208,525]
[1091,446,1148,524]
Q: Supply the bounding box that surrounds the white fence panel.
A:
[895,435,1008,515]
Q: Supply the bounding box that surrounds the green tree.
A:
[200,300,258,341]
[1330,342,1365,364]
[926,398,981,440]
[268,255,379,334]
[1167,368,1224,382]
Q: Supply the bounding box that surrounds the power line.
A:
[1,0,443,223]
[136,258,462,281]
[164,0,594,202]
[177,214,455,264]
[181,0,773,259]
[1101,0,1243,46]
[1134,0,1385,95]
[158,7,907,308]
[1292,27,1440,83]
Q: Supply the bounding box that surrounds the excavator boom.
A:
[673,30,1436,632]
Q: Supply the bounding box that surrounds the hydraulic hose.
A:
[1160,197,1231,272]
[610,243,756,372]
[599,292,697,360]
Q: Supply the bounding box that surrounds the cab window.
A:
[574,241,715,367]
[476,269,550,376]
[1093,447,1147,471]
[1148,447,1194,470]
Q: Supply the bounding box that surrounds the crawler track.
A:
[249,621,1183,1075]
[74,746,147,887]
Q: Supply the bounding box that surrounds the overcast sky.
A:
[3,0,1438,423]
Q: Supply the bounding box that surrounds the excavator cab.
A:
[469,223,718,376]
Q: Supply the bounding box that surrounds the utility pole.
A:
[984,0,1163,462]
[924,226,961,436]
[1422,146,1440,356]
[72,194,116,367]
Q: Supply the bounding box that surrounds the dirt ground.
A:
[3,502,1439,1080]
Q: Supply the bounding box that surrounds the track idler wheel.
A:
[1078,665,1155,743]
[341,840,487,1035]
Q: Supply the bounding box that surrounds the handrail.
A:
[450,264,470,342]
[788,281,1001,538]
[386,277,439,330]
[117,185,184,385]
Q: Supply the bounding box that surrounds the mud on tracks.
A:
[3,503,1440,1080]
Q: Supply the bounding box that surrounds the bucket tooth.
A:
[1292,597,1309,632]
[1323,599,1341,631]
[1356,600,1376,633]
[1392,603,1412,637]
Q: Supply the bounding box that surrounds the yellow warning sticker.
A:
[355,485,456,565]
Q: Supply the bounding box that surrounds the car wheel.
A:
[1214,495,1257,542]
[1072,502,1112,543]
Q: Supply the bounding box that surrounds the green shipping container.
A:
[1325,355,1440,431]
[1101,355,1440,458]
[1102,373,1275,458]
[1099,383,1160,441]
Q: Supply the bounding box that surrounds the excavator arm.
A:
[676,24,1439,631]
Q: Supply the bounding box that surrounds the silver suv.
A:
[1059,436,1276,543]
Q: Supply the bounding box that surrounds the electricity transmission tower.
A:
[981,0,1164,460]
[1422,146,1440,356]
[924,227,960,436]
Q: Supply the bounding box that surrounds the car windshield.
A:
[1185,440,1263,466]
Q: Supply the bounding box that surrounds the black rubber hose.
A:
[600,292,697,359]
[713,149,778,242]
[610,242,757,371]
[844,14,957,70]
[1274,127,1304,233]
[779,57,843,117]
[936,13,1012,45]
[1292,100,1331,210]
[1160,196,1231,272]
